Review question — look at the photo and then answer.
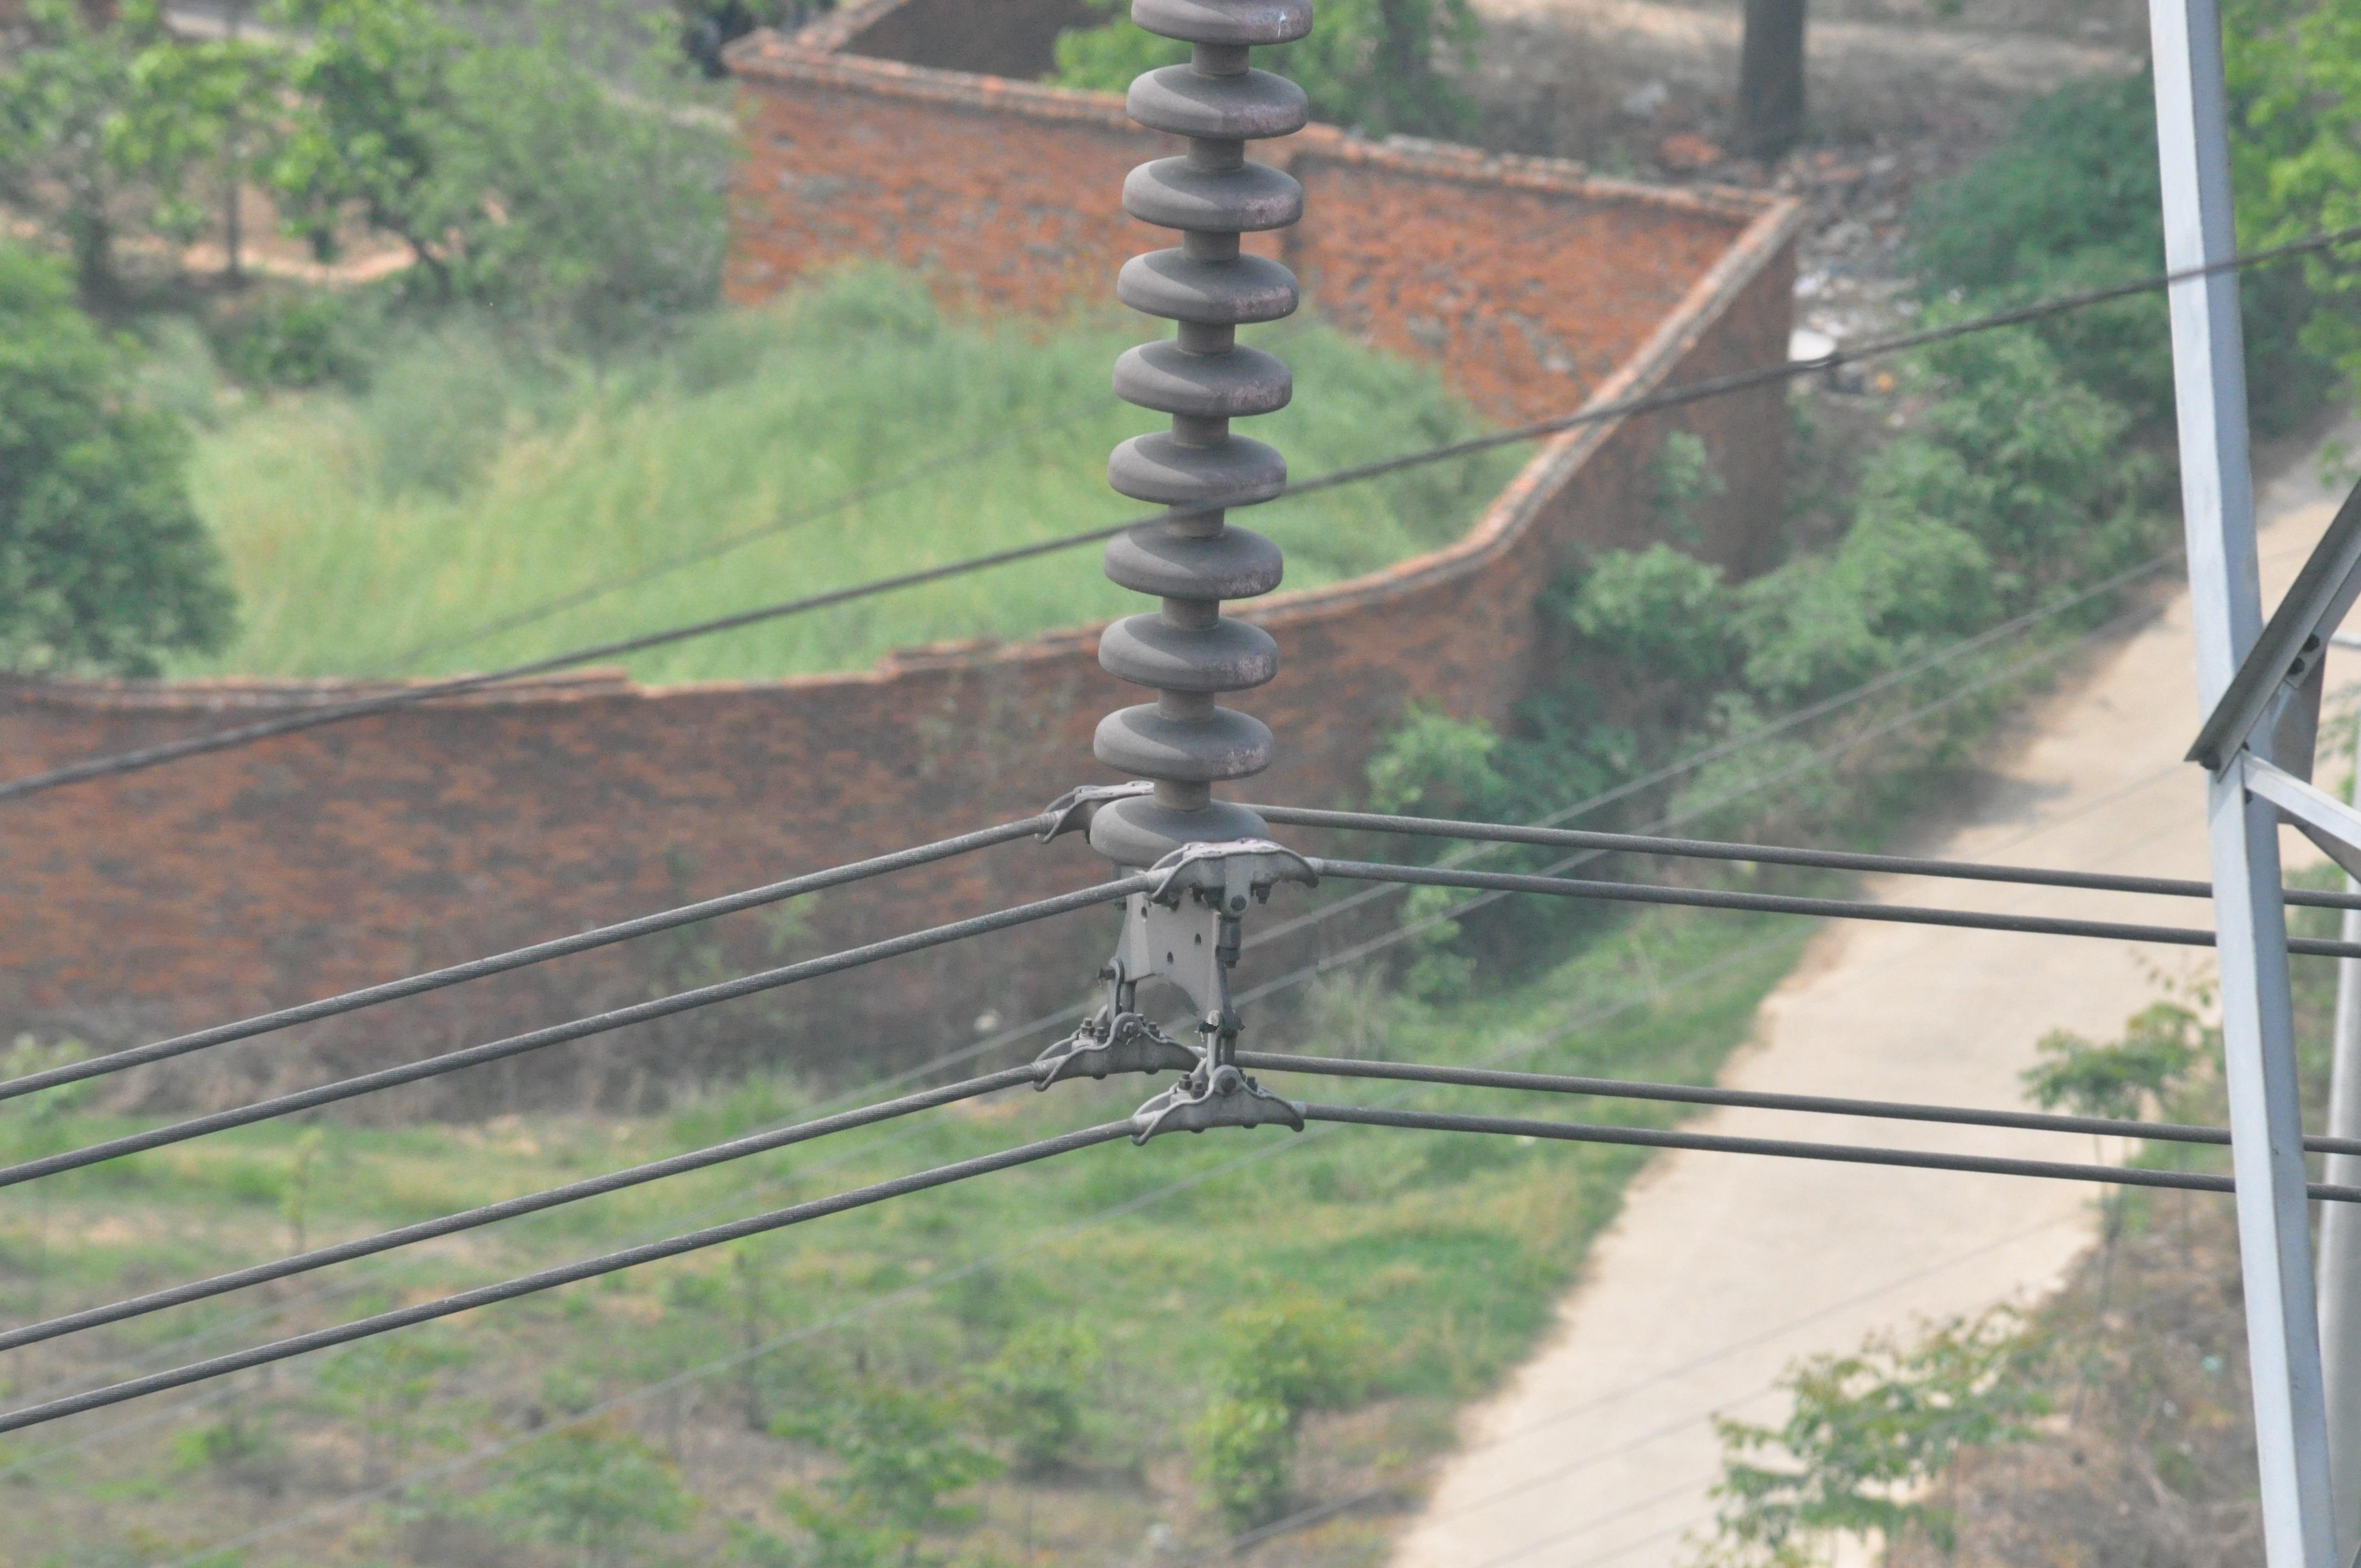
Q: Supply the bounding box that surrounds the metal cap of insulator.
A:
[1089,0,1313,869]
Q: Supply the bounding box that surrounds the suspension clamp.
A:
[1131,1061,1304,1143]
[1032,1005,1201,1090]
[1037,781,1156,843]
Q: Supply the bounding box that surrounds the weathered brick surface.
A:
[0,12,1800,1113]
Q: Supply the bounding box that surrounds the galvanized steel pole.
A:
[1087,0,1312,869]
[2150,0,2338,1560]
[2323,687,2361,1563]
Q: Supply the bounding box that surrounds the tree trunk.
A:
[1734,0,1807,161]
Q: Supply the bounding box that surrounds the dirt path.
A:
[1386,417,2361,1568]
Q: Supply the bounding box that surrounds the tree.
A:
[1192,1297,1368,1527]
[2225,0,2361,401]
[270,0,730,342]
[478,1422,697,1568]
[0,243,236,674]
[776,1376,999,1552]
[0,0,271,302]
[1696,1312,2046,1567]
[1052,0,1480,141]
[1733,0,1807,161]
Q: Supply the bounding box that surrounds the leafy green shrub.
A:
[0,243,235,674]
[2227,0,2361,407]
[1563,545,1737,689]
[1910,68,2333,434]
[273,0,729,346]
[1698,1313,2046,1566]
[0,0,274,302]
[211,290,372,390]
[478,1423,696,1568]
[1193,1392,1294,1528]
[775,1375,999,1539]
[974,1321,1098,1473]
[1192,1297,1369,1526]
[1051,0,1480,139]
[2022,1001,2209,1122]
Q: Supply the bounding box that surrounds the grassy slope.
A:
[171,270,1528,687]
[0,901,1806,1567]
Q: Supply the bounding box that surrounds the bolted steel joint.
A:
[1089,0,1314,873]
[1131,1061,1305,1142]
[1145,837,1319,911]
[1033,1007,1203,1090]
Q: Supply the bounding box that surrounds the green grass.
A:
[0,900,1805,1567]
[171,268,1528,686]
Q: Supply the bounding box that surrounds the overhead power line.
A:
[1,224,2351,806]
[1309,858,2361,960]
[1298,1104,2361,1202]
[0,877,1146,1190]
[0,814,1054,1107]
[0,1064,1040,1355]
[1253,805,2361,914]
[0,1121,1135,1436]
[1239,1052,2361,1157]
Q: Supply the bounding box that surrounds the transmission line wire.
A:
[0,878,1147,1189]
[1253,805,2361,913]
[0,1121,1135,1435]
[0,813,1054,1106]
[0,1065,1040,1354]
[1243,1053,2361,1157]
[1297,1103,2361,1201]
[3,224,2351,804]
[19,587,2170,1447]
[130,766,2227,1563]
[1308,858,2361,959]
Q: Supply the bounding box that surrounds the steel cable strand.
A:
[1246,576,2178,952]
[26,611,2215,1506]
[0,1121,1138,1435]
[0,876,1151,1189]
[1238,1052,2361,1158]
[0,1065,1044,1354]
[1295,1104,2361,1202]
[4,224,2352,804]
[1307,858,2361,960]
[88,597,2167,1401]
[0,814,1056,1106]
[1249,805,2361,914]
[1,596,2099,1397]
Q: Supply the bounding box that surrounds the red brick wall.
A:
[0,21,1801,1114]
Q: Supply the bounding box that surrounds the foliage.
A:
[973,1320,1098,1472]
[271,0,729,344]
[0,0,276,301]
[1651,429,1726,544]
[478,1423,697,1568]
[179,267,1523,681]
[775,1374,999,1540]
[0,243,235,675]
[169,1407,284,1484]
[2227,0,2361,406]
[1193,1297,1368,1526]
[1051,0,1481,139]
[1194,1392,1295,1528]
[2022,1001,2210,1122]
[1696,1312,2047,1566]
[1911,67,2336,434]
[314,1326,472,1479]
[1564,545,1737,689]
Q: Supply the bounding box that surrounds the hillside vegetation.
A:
[166,269,1527,685]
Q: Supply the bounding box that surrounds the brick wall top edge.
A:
[725,32,1775,226]
[18,184,1802,717]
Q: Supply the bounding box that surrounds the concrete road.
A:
[1388,419,2360,1568]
